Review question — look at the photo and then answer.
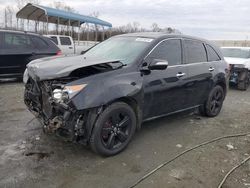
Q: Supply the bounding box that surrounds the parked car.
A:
[0,30,61,79]
[221,47,250,90]
[23,33,228,156]
[45,35,99,55]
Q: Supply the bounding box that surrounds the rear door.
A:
[0,32,33,76]
[183,39,214,107]
[59,36,74,54]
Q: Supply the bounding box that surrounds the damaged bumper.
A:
[24,78,89,143]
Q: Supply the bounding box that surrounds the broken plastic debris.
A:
[176,144,183,148]
[226,144,234,151]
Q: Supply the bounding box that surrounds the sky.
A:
[0,0,250,40]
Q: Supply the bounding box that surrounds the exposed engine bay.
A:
[24,62,122,143]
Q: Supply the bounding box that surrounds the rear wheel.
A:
[90,102,136,156]
[199,85,224,117]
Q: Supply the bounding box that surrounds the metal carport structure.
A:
[16,3,112,40]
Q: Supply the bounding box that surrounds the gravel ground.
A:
[0,80,250,188]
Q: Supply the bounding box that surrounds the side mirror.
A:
[148,59,168,70]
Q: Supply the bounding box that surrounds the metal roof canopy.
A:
[16,3,112,27]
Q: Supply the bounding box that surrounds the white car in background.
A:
[45,35,99,55]
[221,47,250,90]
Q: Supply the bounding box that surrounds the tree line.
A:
[1,0,181,41]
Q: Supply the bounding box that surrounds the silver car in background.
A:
[221,47,250,90]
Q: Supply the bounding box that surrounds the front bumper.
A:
[24,79,88,143]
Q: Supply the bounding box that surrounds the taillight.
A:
[56,50,62,56]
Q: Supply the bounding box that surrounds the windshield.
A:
[83,36,153,65]
[221,48,250,59]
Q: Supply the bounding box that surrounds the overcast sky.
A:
[0,0,250,40]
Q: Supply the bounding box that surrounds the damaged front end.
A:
[24,78,89,143]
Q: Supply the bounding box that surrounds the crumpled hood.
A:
[224,57,250,69]
[27,55,122,81]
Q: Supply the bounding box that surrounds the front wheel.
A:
[90,102,136,156]
[199,85,224,117]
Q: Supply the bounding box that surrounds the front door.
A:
[142,39,189,119]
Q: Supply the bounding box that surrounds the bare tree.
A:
[4,6,14,28]
[90,11,100,41]
[151,23,161,32]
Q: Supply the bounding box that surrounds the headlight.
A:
[52,84,87,101]
[23,69,29,84]
[63,84,87,98]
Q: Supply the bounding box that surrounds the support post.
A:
[46,15,49,35]
[87,23,89,41]
[78,21,80,45]
[57,17,59,35]
[102,26,104,41]
[16,18,19,30]
[27,19,29,31]
[68,20,71,36]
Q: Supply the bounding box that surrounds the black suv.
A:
[0,30,61,79]
[24,33,228,156]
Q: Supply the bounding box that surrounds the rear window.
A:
[184,40,207,64]
[31,36,48,49]
[4,33,32,49]
[50,36,58,45]
[60,37,71,45]
[206,44,221,61]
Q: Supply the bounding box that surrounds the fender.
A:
[69,70,144,110]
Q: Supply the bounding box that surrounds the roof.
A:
[16,3,112,27]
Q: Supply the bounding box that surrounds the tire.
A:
[237,70,250,91]
[238,81,248,91]
[90,102,136,156]
[201,85,224,117]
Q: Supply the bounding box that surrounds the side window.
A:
[50,36,58,45]
[147,39,182,66]
[60,37,72,45]
[184,40,207,64]
[31,36,48,49]
[206,44,221,61]
[4,33,32,49]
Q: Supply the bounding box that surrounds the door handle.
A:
[69,47,73,49]
[209,67,215,72]
[176,72,186,78]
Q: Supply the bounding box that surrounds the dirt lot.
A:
[0,80,250,188]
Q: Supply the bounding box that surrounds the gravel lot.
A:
[0,80,250,188]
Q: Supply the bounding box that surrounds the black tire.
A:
[237,70,250,91]
[90,102,136,156]
[238,81,248,91]
[238,77,249,91]
[201,85,224,117]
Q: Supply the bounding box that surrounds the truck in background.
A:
[45,35,99,55]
